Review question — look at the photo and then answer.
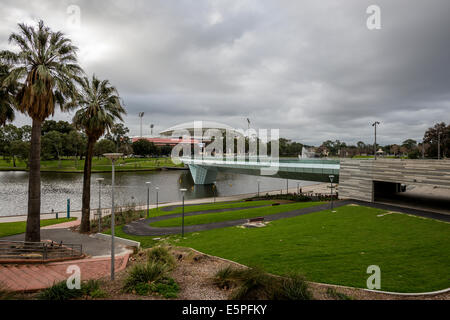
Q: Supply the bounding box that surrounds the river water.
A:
[0,170,319,216]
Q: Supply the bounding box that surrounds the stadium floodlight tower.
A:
[139,112,145,138]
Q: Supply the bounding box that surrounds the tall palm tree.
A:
[73,75,126,233]
[0,21,82,242]
[0,63,17,126]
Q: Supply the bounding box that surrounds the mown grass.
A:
[150,201,324,227]
[170,205,450,293]
[148,200,277,218]
[0,156,182,172]
[0,218,76,238]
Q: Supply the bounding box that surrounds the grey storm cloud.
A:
[1,0,449,145]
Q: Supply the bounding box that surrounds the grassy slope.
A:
[0,218,76,238]
[0,157,182,172]
[151,201,324,227]
[171,205,450,293]
[149,200,276,218]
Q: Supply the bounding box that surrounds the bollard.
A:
[67,198,70,219]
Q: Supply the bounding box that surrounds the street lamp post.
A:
[372,121,380,160]
[146,182,151,218]
[286,179,289,195]
[297,182,300,194]
[103,153,123,281]
[155,186,159,210]
[96,178,104,233]
[438,130,441,160]
[257,179,261,197]
[180,188,187,237]
[329,175,335,212]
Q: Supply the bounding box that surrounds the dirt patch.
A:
[89,246,449,300]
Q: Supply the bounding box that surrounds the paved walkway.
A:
[0,183,326,223]
[2,228,130,257]
[123,201,350,236]
[0,253,129,292]
[123,199,450,237]
[0,221,132,292]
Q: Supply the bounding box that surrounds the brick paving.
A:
[0,252,130,292]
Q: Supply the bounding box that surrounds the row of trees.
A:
[0,21,126,240]
[316,122,449,159]
[0,121,176,164]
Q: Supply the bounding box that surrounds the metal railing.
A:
[0,240,82,262]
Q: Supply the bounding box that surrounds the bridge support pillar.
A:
[188,164,218,185]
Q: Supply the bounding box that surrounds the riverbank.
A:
[0,183,328,223]
[0,157,184,173]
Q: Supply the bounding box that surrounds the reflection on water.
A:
[0,170,318,216]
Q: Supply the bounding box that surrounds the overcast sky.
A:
[1,0,449,145]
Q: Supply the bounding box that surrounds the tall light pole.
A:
[138,112,145,138]
[103,153,123,281]
[146,181,151,218]
[329,175,335,212]
[438,129,441,160]
[155,186,159,210]
[372,121,380,160]
[96,177,104,233]
[180,188,187,237]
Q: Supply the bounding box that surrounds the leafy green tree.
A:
[0,20,82,242]
[10,140,30,167]
[423,122,449,159]
[94,139,115,158]
[132,139,157,157]
[41,131,64,167]
[73,75,126,232]
[64,130,86,166]
[105,123,130,152]
[42,120,74,135]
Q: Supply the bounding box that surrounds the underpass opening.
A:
[373,181,450,215]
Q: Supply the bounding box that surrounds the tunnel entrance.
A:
[373,181,450,215]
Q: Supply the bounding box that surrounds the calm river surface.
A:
[0,170,319,216]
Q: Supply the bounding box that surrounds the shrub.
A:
[275,274,312,300]
[150,277,179,298]
[123,262,169,293]
[37,280,108,300]
[213,267,313,300]
[82,280,107,299]
[37,281,83,300]
[147,246,176,269]
[326,287,352,300]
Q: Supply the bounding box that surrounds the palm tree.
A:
[0,21,82,242]
[73,75,126,233]
[0,63,16,126]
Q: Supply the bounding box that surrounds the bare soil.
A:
[91,246,450,300]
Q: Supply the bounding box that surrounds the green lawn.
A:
[0,218,76,238]
[168,205,450,293]
[149,200,277,218]
[0,156,182,172]
[150,201,324,227]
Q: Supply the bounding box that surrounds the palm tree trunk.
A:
[25,118,41,242]
[80,136,95,233]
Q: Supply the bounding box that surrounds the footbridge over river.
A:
[181,157,450,207]
[181,157,340,185]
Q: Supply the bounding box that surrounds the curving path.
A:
[123,201,350,236]
[123,199,450,237]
